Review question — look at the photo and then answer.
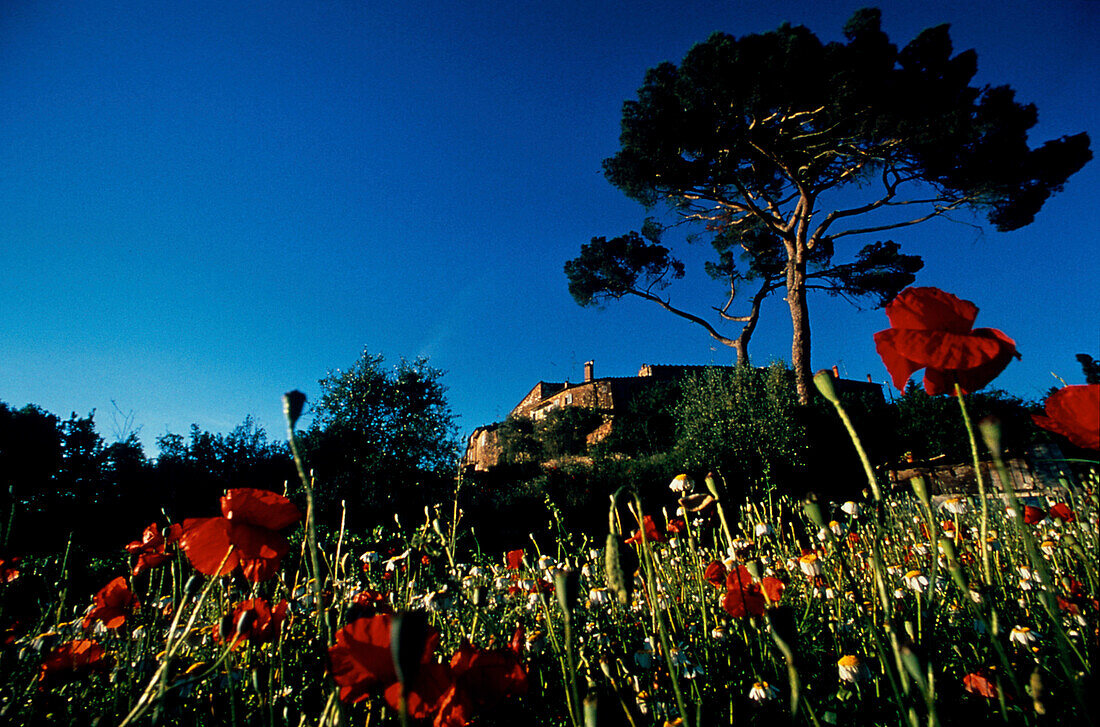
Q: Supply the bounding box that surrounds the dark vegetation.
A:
[5,348,1093,563]
[461,362,1061,547]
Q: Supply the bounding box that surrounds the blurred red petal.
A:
[221,488,302,530]
[874,329,924,392]
[1033,385,1100,450]
[884,287,978,334]
[229,521,290,582]
[179,517,238,577]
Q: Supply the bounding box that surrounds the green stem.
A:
[954,386,991,586]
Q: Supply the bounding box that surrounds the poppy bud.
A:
[604,534,633,605]
[813,369,839,404]
[978,417,1003,458]
[283,390,307,430]
[219,614,235,641]
[390,611,429,689]
[704,472,722,499]
[802,494,825,529]
[910,477,930,508]
[555,569,579,615]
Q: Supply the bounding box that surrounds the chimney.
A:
[832,365,840,378]
[584,360,594,382]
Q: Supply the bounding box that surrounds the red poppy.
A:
[435,642,529,727]
[761,576,785,604]
[704,561,728,589]
[329,613,443,709]
[348,589,394,618]
[625,515,665,545]
[1033,385,1099,450]
[666,518,686,535]
[0,556,20,583]
[1049,503,1075,523]
[1023,505,1045,524]
[874,287,1019,395]
[83,576,139,629]
[125,523,172,576]
[508,624,525,655]
[505,550,525,570]
[39,639,107,683]
[178,488,302,582]
[216,597,289,648]
[963,671,998,698]
[722,565,766,618]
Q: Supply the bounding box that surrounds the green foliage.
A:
[674,363,809,492]
[300,349,458,523]
[595,380,680,457]
[497,407,604,464]
[536,407,604,459]
[1077,353,1100,384]
[891,383,1041,461]
[155,416,293,519]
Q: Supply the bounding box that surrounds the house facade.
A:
[460,360,883,473]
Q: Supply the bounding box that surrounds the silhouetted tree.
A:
[587,8,1091,402]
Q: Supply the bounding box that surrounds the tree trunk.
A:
[732,339,748,366]
[786,257,812,405]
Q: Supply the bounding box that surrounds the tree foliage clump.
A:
[674,363,810,493]
[572,8,1091,402]
[300,350,458,523]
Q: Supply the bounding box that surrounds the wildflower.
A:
[874,286,1018,395]
[841,501,860,518]
[329,613,450,719]
[798,553,821,577]
[434,642,528,726]
[178,488,302,582]
[904,570,929,593]
[1032,384,1099,450]
[963,670,998,698]
[587,587,611,608]
[1040,540,1056,556]
[678,493,715,513]
[710,624,728,641]
[668,474,694,493]
[625,516,665,545]
[754,522,773,537]
[124,523,173,576]
[359,550,380,572]
[1023,505,1045,524]
[837,655,861,682]
[748,680,778,703]
[216,598,289,648]
[942,497,968,515]
[722,566,766,618]
[1009,625,1039,648]
[38,639,107,683]
[1049,503,1076,523]
[0,556,20,583]
[83,577,139,629]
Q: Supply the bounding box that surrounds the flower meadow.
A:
[1,288,1097,727]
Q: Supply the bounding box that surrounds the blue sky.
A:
[2,0,1097,450]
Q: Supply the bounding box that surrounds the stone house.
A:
[460,360,882,472]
